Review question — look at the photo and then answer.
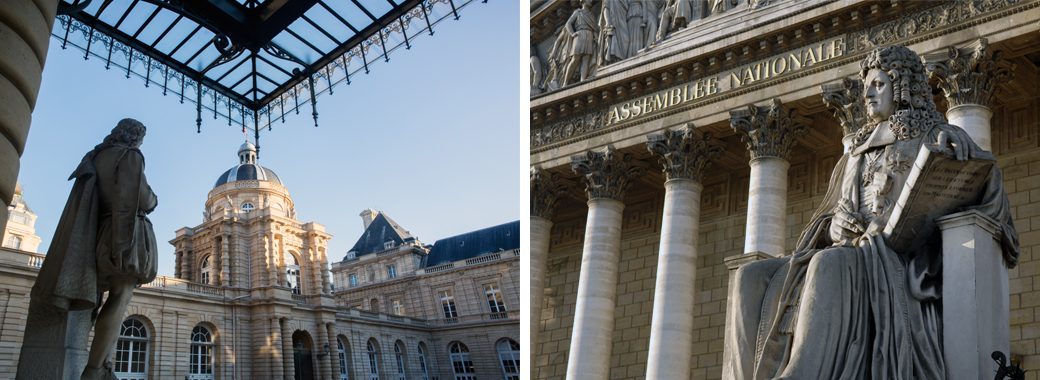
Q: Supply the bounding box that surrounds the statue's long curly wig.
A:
[103,118,147,148]
[856,45,945,144]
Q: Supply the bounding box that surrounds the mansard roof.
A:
[423,220,519,267]
[346,212,414,258]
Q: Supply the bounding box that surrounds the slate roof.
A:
[423,221,520,268]
[346,212,414,259]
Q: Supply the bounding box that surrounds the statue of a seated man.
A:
[722,45,1019,380]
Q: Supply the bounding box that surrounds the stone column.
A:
[925,38,1015,152]
[327,323,341,380]
[281,317,294,380]
[0,0,57,230]
[265,234,276,286]
[529,165,569,376]
[936,210,1010,380]
[174,250,183,278]
[181,250,193,281]
[270,317,284,380]
[644,125,723,379]
[321,248,332,294]
[277,235,288,286]
[315,321,332,380]
[565,146,645,380]
[220,234,231,286]
[730,98,807,257]
[821,77,866,153]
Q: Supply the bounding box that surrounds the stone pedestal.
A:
[566,198,625,380]
[936,210,1008,380]
[15,300,92,380]
[947,104,993,152]
[646,179,702,379]
[745,157,790,257]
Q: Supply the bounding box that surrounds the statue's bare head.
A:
[858,45,943,141]
[104,118,147,148]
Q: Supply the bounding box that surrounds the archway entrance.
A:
[292,331,315,380]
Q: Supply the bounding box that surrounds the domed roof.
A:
[213,141,283,189]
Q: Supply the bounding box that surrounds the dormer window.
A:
[346,251,356,259]
[240,202,255,212]
[384,241,394,249]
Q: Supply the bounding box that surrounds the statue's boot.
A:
[80,361,118,380]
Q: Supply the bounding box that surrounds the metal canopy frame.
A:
[55,0,480,152]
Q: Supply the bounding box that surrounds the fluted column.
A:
[925,38,1015,152]
[281,317,294,380]
[529,166,570,377]
[644,125,724,379]
[821,77,866,153]
[730,98,807,257]
[565,146,645,380]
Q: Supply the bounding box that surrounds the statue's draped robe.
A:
[723,123,1019,380]
[30,144,158,311]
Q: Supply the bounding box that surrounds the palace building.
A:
[0,142,519,380]
[530,0,1040,379]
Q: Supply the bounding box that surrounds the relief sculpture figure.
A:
[562,0,598,86]
[722,45,1019,380]
[597,0,629,65]
[625,0,645,56]
[29,119,158,380]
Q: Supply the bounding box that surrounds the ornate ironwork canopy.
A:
[55,0,481,151]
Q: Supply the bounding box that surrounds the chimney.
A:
[360,209,379,230]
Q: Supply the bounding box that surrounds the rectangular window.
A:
[384,241,393,249]
[346,252,356,259]
[439,290,458,318]
[387,265,397,279]
[484,283,506,312]
[392,299,404,316]
[349,274,358,287]
[4,235,21,250]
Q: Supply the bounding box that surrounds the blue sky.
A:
[19,0,521,277]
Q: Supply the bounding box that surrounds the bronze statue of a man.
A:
[722,45,1018,380]
[30,119,158,380]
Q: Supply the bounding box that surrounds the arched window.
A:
[417,344,429,380]
[114,318,149,380]
[240,202,255,212]
[338,338,350,380]
[286,252,301,295]
[394,342,406,380]
[449,343,476,380]
[200,255,212,285]
[366,340,380,380]
[189,325,215,379]
[497,340,520,380]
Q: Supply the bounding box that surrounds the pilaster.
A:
[280,317,294,380]
[644,124,723,379]
[565,146,644,380]
[220,234,230,286]
[529,165,570,374]
[924,38,1015,152]
[730,98,806,257]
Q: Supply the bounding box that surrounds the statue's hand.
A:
[933,124,978,161]
[830,198,865,244]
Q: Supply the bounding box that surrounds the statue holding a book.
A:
[723,45,1019,380]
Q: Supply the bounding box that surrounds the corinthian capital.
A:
[821,77,866,137]
[924,38,1015,109]
[531,166,571,220]
[646,123,725,183]
[571,146,646,202]
[729,98,807,161]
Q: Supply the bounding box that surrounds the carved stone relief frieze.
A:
[531,109,609,148]
[847,0,1026,52]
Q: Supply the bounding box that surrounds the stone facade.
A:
[531,0,1040,379]
[0,143,520,380]
[2,190,41,254]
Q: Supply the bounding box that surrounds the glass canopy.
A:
[54,0,481,150]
